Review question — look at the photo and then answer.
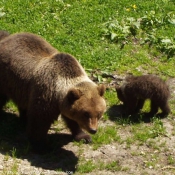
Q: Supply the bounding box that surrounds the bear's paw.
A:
[74,132,92,144]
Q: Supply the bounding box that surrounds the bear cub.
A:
[116,75,170,117]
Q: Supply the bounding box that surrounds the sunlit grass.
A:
[0,0,174,174]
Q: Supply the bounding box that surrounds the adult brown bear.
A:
[0,31,106,153]
[116,75,170,117]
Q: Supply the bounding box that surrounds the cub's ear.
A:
[97,84,106,96]
[67,88,82,104]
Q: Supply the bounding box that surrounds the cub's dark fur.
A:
[0,31,106,153]
[116,75,170,117]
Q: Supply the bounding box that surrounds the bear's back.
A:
[0,32,57,60]
[124,75,169,99]
[0,32,58,82]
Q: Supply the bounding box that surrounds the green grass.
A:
[1,0,175,71]
[92,125,121,150]
[103,160,126,172]
[132,118,166,143]
[77,159,97,173]
[0,0,175,174]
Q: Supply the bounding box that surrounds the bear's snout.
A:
[89,129,97,134]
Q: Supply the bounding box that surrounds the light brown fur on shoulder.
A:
[0,31,106,153]
[116,74,170,117]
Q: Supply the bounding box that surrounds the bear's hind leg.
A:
[62,115,92,143]
[26,110,53,154]
[159,101,170,118]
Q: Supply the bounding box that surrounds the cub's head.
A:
[62,83,106,134]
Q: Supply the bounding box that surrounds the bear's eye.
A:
[84,112,90,118]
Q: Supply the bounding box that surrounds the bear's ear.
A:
[67,88,82,104]
[97,84,106,96]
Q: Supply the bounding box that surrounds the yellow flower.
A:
[133,4,137,9]
[126,8,130,11]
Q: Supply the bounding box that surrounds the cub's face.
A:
[63,84,106,134]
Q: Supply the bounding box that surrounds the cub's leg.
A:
[125,97,138,115]
[135,99,145,113]
[62,115,91,143]
[149,100,158,117]
[159,101,170,118]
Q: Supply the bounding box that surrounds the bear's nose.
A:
[89,129,97,134]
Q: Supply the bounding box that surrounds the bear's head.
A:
[62,82,106,134]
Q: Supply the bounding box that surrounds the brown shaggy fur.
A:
[116,75,170,117]
[0,30,10,41]
[0,31,106,153]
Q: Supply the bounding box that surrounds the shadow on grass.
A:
[0,111,78,172]
[107,104,166,124]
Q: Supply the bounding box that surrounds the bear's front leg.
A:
[18,108,27,125]
[125,97,138,115]
[135,99,145,113]
[62,115,92,143]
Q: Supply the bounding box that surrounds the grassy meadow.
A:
[0,0,175,174]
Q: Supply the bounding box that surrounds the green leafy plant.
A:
[103,10,175,58]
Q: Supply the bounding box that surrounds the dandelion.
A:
[133,4,137,9]
[126,8,130,12]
